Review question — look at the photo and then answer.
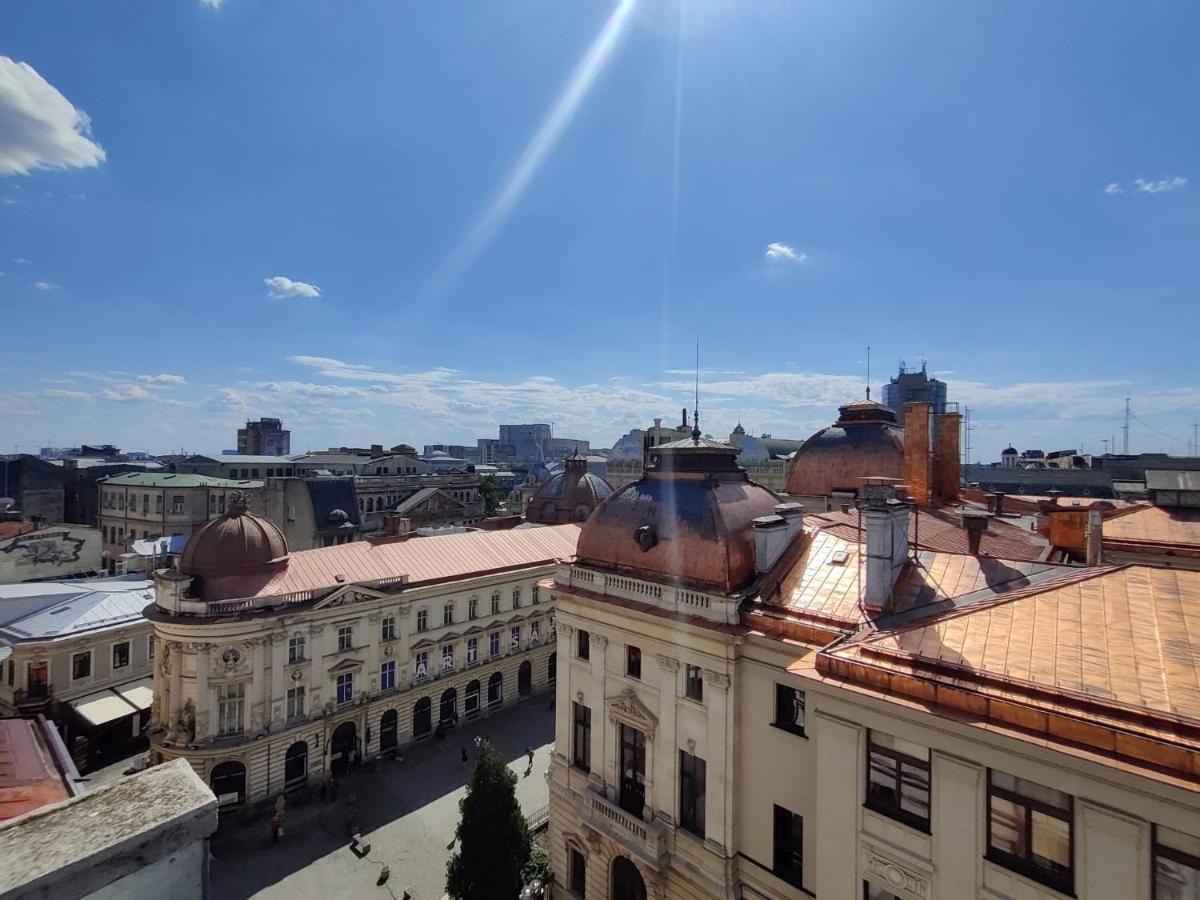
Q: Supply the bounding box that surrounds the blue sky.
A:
[1,1,1197,460]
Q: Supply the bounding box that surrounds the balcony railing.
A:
[582,785,667,865]
[556,564,738,625]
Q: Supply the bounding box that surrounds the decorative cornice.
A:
[655,654,679,672]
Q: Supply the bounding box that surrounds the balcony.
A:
[581,785,668,867]
[555,563,739,625]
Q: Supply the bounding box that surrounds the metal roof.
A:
[184,454,298,465]
[1146,470,1200,492]
[97,472,263,488]
[0,577,152,642]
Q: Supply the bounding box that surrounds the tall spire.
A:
[865,344,872,401]
[691,334,702,443]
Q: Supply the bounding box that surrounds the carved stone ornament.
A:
[576,691,585,703]
[221,647,242,668]
[606,687,658,740]
[702,668,730,689]
[655,654,679,672]
[863,844,929,900]
[290,668,304,682]
[384,644,394,657]
[159,642,172,676]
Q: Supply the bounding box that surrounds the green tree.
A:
[478,474,503,516]
[446,745,531,900]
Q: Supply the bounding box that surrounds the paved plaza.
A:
[209,698,556,900]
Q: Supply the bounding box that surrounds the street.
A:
[209,698,555,900]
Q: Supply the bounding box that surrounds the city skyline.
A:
[2,2,1198,458]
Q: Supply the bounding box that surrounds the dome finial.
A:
[228,491,250,517]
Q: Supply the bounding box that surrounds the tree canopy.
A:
[478,474,503,516]
[446,744,531,900]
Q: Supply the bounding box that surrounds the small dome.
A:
[525,456,615,524]
[181,496,288,579]
[732,422,746,435]
[577,438,780,593]
[327,508,351,526]
[1002,446,1018,455]
[786,398,905,496]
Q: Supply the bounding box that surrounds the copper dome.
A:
[181,496,289,579]
[786,398,904,496]
[576,437,780,593]
[526,451,614,525]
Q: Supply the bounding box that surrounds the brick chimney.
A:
[861,479,911,613]
[934,411,962,503]
[903,402,933,507]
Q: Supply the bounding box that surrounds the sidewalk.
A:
[210,696,556,900]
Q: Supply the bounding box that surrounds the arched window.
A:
[440,688,457,724]
[465,679,481,717]
[210,760,246,807]
[487,672,503,709]
[413,697,432,738]
[380,709,398,754]
[284,741,308,787]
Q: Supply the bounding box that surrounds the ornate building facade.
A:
[145,497,576,809]
[546,430,1200,900]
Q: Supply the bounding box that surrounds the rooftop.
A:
[0,718,76,821]
[97,472,263,489]
[194,523,581,602]
[1102,505,1200,549]
[0,577,152,642]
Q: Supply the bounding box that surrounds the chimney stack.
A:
[903,402,933,506]
[861,478,911,613]
[753,503,805,573]
[934,410,962,503]
[962,511,990,555]
[1085,508,1103,566]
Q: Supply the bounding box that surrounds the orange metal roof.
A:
[0,719,72,821]
[1102,505,1200,549]
[202,524,580,600]
[822,566,1200,777]
[775,529,867,627]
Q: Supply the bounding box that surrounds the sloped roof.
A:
[200,523,581,601]
[1146,470,1200,492]
[1102,505,1200,548]
[98,472,262,488]
[0,578,152,642]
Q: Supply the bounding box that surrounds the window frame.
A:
[679,750,706,839]
[71,650,93,681]
[288,635,306,664]
[626,645,641,680]
[416,608,428,632]
[568,846,586,897]
[773,683,806,736]
[337,625,353,652]
[111,640,131,671]
[772,804,805,890]
[577,629,590,660]
[443,602,454,626]
[380,660,396,691]
[865,731,931,833]
[572,701,591,773]
[335,672,354,705]
[381,615,396,642]
[685,665,704,702]
[216,682,245,735]
[986,769,1074,894]
[286,685,305,720]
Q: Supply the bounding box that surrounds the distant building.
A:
[173,454,298,480]
[728,424,805,493]
[0,455,65,523]
[499,424,553,462]
[524,451,613,524]
[477,438,516,466]
[236,417,290,456]
[605,411,695,489]
[882,361,947,426]
[0,522,102,583]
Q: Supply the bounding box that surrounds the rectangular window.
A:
[491,592,500,614]
[774,684,805,735]
[489,631,500,657]
[572,702,591,772]
[336,672,354,704]
[469,596,478,619]
[1156,826,1200,900]
[773,805,804,889]
[510,626,520,651]
[569,847,586,897]
[416,609,428,632]
[381,615,396,641]
[217,682,245,735]
[72,651,92,680]
[685,665,704,701]
[987,770,1073,892]
[443,603,454,626]
[155,494,163,513]
[171,494,184,514]
[380,660,395,690]
[143,493,150,513]
[467,637,478,664]
[512,587,521,608]
[533,584,541,604]
[415,650,429,679]
[288,635,305,663]
[218,494,225,514]
[626,645,641,679]
[286,685,305,719]
[866,731,931,831]
[442,644,454,670]
[577,629,590,660]
[337,625,353,651]
[112,641,130,670]
[679,750,706,838]
[864,885,902,900]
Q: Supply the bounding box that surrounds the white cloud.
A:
[12,257,29,264]
[1134,176,1187,194]
[264,276,321,299]
[1104,183,1123,195]
[765,242,806,262]
[0,56,106,175]
[137,373,188,385]
[200,0,226,7]
[33,280,59,291]
[1,197,14,205]
[41,388,92,401]
[96,384,154,402]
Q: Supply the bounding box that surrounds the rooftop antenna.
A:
[865,345,871,401]
[691,334,701,443]
[1122,397,1131,454]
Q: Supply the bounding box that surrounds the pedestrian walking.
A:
[525,746,534,776]
[461,746,468,767]
[270,815,283,843]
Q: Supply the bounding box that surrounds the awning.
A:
[113,677,154,712]
[70,690,139,727]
